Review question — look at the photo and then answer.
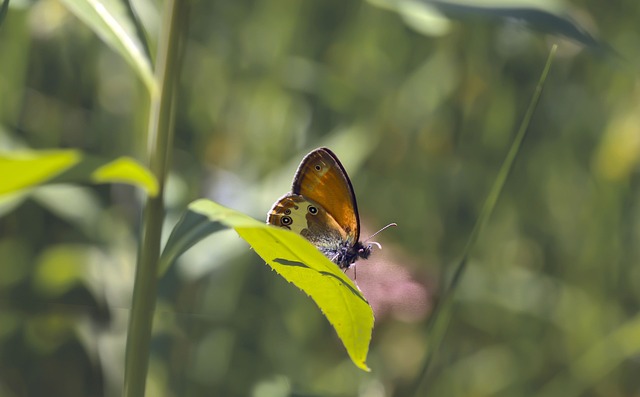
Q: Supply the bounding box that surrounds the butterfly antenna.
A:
[364,223,397,245]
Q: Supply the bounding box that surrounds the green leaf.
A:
[58,0,157,96]
[161,199,374,371]
[0,150,82,195]
[91,157,158,197]
[0,150,158,197]
[371,0,615,57]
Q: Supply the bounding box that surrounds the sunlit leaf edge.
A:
[161,199,374,371]
[91,156,159,197]
[0,150,158,198]
[0,150,81,195]
[58,0,157,96]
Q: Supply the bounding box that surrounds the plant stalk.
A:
[123,0,186,396]
[397,44,558,397]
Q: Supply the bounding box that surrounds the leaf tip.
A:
[91,157,159,197]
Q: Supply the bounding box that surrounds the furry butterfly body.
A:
[267,148,371,269]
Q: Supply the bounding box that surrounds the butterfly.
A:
[267,147,393,269]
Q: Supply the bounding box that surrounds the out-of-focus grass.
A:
[1,0,639,396]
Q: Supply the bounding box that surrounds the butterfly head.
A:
[329,239,372,270]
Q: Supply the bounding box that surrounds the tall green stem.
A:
[123,1,186,396]
[394,45,557,397]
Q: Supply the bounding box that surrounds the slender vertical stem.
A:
[395,45,558,397]
[123,1,186,396]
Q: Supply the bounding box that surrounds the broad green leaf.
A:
[0,150,158,197]
[59,0,157,97]
[0,150,81,195]
[161,199,374,371]
[91,157,158,197]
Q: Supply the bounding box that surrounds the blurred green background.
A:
[1,0,640,396]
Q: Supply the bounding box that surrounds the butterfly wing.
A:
[290,147,360,242]
[267,148,367,268]
[267,193,348,249]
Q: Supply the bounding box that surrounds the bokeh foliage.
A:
[1,0,640,396]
